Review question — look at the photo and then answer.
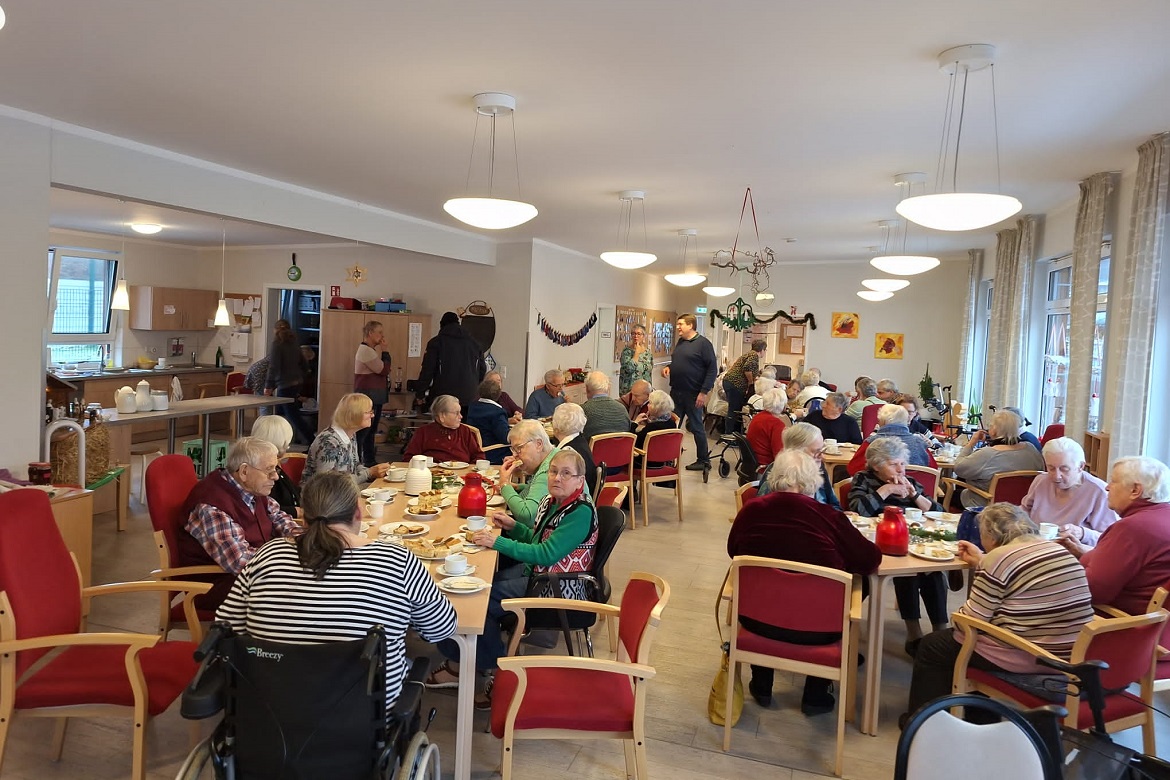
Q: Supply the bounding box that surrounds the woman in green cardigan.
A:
[498,419,556,527]
[426,448,598,708]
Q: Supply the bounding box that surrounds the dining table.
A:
[364,462,501,780]
[821,442,958,486]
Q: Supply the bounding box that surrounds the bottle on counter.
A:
[215,347,224,368]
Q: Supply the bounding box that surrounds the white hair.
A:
[509,419,552,452]
[647,390,674,420]
[760,387,788,415]
[1041,436,1086,463]
[584,370,611,395]
[227,437,278,472]
[754,377,776,396]
[989,409,1022,443]
[251,415,293,455]
[876,379,898,395]
[876,403,909,427]
[865,436,910,469]
[760,367,777,380]
[551,402,586,436]
[1112,456,1170,504]
[801,369,820,385]
[782,421,822,453]
[765,449,823,496]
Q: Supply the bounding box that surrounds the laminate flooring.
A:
[4,442,1168,778]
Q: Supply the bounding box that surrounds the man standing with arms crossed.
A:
[667,313,717,474]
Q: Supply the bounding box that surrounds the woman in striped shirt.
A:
[904,503,1094,720]
[216,470,457,706]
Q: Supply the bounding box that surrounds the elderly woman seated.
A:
[466,378,512,465]
[428,448,599,708]
[729,449,881,715]
[849,437,948,655]
[845,376,881,420]
[845,403,936,475]
[746,388,789,468]
[1021,437,1115,546]
[757,422,839,508]
[746,376,775,413]
[499,419,557,528]
[251,414,302,517]
[904,503,1094,725]
[304,392,390,484]
[217,470,458,707]
[633,390,679,468]
[953,409,1045,507]
[551,402,595,478]
[403,393,486,465]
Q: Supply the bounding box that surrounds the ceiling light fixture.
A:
[600,190,656,269]
[665,229,705,286]
[111,205,131,311]
[870,204,940,276]
[213,222,231,327]
[862,278,911,292]
[0,6,6,31]
[443,92,538,230]
[857,290,894,302]
[131,223,162,235]
[896,44,1022,232]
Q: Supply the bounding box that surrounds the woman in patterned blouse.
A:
[303,393,391,484]
[618,324,654,395]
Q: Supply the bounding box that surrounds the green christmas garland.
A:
[707,298,817,332]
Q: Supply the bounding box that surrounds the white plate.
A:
[435,563,477,577]
[380,521,430,538]
[408,496,452,509]
[361,487,398,499]
[473,467,500,477]
[461,543,488,554]
[909,544,956,562]
[386,474,406,483]
[924,511,962,523]
[360,521,374,532]
[404,509,443,521]
[459,524,489,533]
[439,460,470,470]
[437,576,488,594]
[487,495,506,507]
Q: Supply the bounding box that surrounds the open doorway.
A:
[266,284,325,429]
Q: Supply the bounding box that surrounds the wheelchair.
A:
[175,622,439,780]
[713,406,756,479]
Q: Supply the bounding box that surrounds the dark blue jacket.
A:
[465,400,510,464]
[669,334,717,395]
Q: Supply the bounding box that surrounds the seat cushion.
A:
[642,466,677,479]
[491,666,635,738]
[735,628,842,668]
[15,640,199,715]
[968,668,1148,727]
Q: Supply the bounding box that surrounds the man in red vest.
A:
[177,437,302,609]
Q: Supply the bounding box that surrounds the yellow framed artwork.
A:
[875,333,904,360]
[831,312,859,339]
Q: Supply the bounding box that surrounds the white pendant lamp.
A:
[857,290,894,301]
[131,223,162,235]
[870,211,940,276]
[443,93,538,230]
[702,261,736,297]
[862,278,910,292]
[601,190,657,269]
[664,229,705,286]
[214,223,231,327]
[895,44,1022,232]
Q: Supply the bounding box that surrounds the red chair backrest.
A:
[990,472,1042,505]
[226,371,247,394]
[836,480,852,509]
[618,577,661,663]
[906,466,939,499]
[590,434,635,469]
[738,566,846,635]
[643,430,683,465]
[283,454,308,487]
[1040,424,1065,445]
[597,485,626,508]
[0,489,81,678]
[145,454,199,563]
[861,404,882,438]
[1086,617,1167,691]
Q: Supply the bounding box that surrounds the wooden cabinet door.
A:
[185,288,219,330]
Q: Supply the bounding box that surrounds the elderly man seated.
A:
[524,369,566,419]
[177,436,303,610]
[876,378,899,403]
[581,370,633,442]
[803,391,863,445]
[620,378,652,420]
[466,377,512,465]
[846,377,882,420]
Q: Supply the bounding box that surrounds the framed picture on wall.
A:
[874,333,904,360]
[831,312,859,338]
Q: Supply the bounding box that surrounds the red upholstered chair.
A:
[723,556,862,776]
[0,489,209,780]
[905,465,941,501]
[1096,584,1170,692]
[226,371,247,394]
[590,432,637,500]
[835,477,852,510]
[282,452,308,487]
[596,485,628,509]
[1039,424,1065,445]
[491,572,670,780]
[145,454,224,639]
[861,403,882,438]
[953,609,1168,754]
[846,440,939,476]
[636,428,684,528]
[943,470,1042,509]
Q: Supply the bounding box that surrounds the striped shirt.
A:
[216,538,457,705]
[955,539,1093,672]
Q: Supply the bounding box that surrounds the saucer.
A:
[436,563,477,577]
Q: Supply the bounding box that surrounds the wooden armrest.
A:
[942,476,991,502]
[483,444,508,452]
[952,613,1060,662]
[84,579,213,598]
[498,654,655,679]
[502,597,619,618]
[632,447,646,456]
[151,565,226,580]
[0,631,158,654]
[849,577,864,621]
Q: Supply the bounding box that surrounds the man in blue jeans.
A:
[667,313,717,471]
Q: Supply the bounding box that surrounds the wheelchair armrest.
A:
[181,658,227,720]
[390,657,431,722]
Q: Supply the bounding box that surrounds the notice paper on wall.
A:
[784,325,804,338]
[408,322,423,358]
[790,337,804,354]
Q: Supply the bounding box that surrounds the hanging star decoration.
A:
[536,310,598,346]
[345,262,367,286]
[708,298,816,332]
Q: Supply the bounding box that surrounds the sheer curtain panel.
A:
[983,216,1038,409]
[957,248,984,405]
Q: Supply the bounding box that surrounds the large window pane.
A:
[50,255,116,335]
[1040,312,1069,428]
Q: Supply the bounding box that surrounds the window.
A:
[47,249,119,365]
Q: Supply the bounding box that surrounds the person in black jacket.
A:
[414,312,486,412]
[264,319,316,445]
[803,392,863,445]
[666,313,717,470]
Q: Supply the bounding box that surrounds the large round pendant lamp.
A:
[601,191,657,269]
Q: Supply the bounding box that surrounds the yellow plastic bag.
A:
[707,642,743,726]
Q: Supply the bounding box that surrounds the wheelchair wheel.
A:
[394,731,441,780]
[718,459,731,478]
[174,736,215,780]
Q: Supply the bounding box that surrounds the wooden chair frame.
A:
[589,432,637,504]
[724,556,862,776]
[596,485,628,510]
[952,610,1167,754]
[1096,586,1170,692]
[834,477,852,510]
[465,423,507,461]
[496,572,670,780]
[905,465,941,500]
[635,428,684,528]
[942,470,1042,509]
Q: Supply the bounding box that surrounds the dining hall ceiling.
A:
[4,1,1170,259]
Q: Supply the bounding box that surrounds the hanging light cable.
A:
[665,229,705,286]
[601,190,656,269]
[213,222,231,327]
[111,202,130,311]
[871,177,941,275]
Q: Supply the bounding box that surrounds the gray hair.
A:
[544,369,564,384]
[824,391,847,410]
[431,394,461,416]
[765,449,823,497]
[760,366,777,380]
[989,409,1022,443]
[754,377,776,396]
[876,403,909,427]
[865,436,910,469]
[782,421,823,453]
[858,377,877,397]
[509,419,552,452]
[801,369,821,385]
[1041,436,1086,463]
[478,377,502,401]
[761,387,788,415]
[584,370,611,395]
[251,415,293,456]
[978,503,1039,546]
[550,447,585,476]
[227,437,278,472]
[647,389,674,420]
[551,402,586,437]
[877,379,898,395]
[1112,456,1170,503]
[630,378,652,395]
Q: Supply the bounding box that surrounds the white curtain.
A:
[956,248,984,405]
[1065,172,1115,445]
[983,216,1039,409]
[1110,133,1170,460]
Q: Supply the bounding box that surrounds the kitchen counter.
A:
[49,364,231,381]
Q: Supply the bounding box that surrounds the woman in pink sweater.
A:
[1023,437,1116,546]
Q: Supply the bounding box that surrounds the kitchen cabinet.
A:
[128,286,219,331]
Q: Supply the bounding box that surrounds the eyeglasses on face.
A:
[249,464,279,479]
[548,469,583,479]
[510,440,536,454]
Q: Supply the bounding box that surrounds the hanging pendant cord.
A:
[935,67,958,193]
[952,66,970,193]
[220,223,226,297]
[487,112,496,198]
[991,63,1003,194]
[464,112,482,192]
[510,112,523,199]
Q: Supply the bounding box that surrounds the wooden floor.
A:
[4,440,1168,778]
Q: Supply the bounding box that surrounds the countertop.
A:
[49,365,231,381]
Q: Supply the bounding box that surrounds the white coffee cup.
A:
[904,508,923,523]
[824,438,839,454]
[1039,522,1059,540]
[389,467,408,481]
[156,357,167,369]
[467,515,487,531]
[475,459,491,472]
[373,488,392,501]
[365,500,386,519]
[444,553,468,575]
[425,456,435,468]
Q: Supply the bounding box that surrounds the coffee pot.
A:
[875,506,909,556]
[457,472,487,518]
[404,455,433,496]
[115,386,137,414]
[134,379,154,412]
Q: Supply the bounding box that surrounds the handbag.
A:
[707,568,744,726]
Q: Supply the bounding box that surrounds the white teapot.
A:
[115,386,137,414]
[404,455,433,496]
[135,379,154,412]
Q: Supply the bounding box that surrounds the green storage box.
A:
[182,438,229,477]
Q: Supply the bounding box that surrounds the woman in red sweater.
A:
[403,394,486,464]
[745,388,789,468]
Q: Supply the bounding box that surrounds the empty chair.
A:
[637,428,684,527]
[861,404,882,438]
[590,432,637,497]
[943,470,1042,508]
